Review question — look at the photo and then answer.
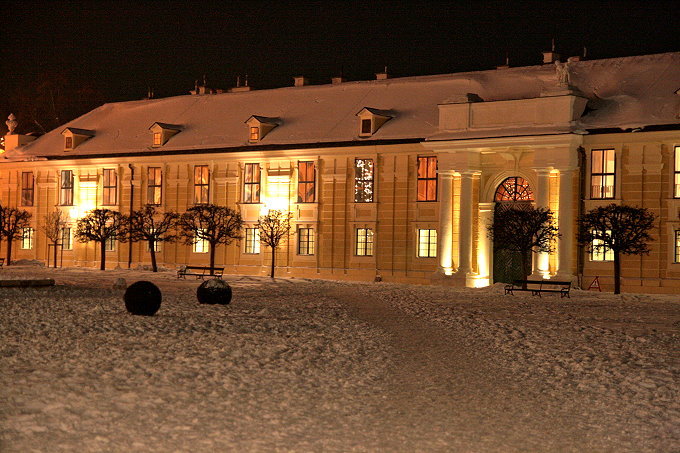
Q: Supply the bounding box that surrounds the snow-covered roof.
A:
[7,52,680,160]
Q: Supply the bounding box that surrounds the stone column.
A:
[533,168,551,278]
[476,202,495,286]
[437,170,455,275]
[556,169,575,281]
[456,171,475,277]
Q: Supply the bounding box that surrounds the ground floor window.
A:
[591,230,613,261]
[245,228,260,254]
[417,229,437,257]
[105,234,116,252]
[21,228,33,249]
[675,230,680,263]
[61,227,72,250]
[193,231,208,253]
[355,228,374,256]
[298,228,314,255]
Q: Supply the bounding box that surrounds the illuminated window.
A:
[674,230,680,263]
[494,177,534,201]
[60,170,74,206]
[298,228,314,255]
[355,228,374,256]
[145,229,160,252]
[417,229,437,258]
[102,169,117,205]
[21,228,33,249]
[243,163,261,203]
[591,230,614,261]
[591,149,616,199]
[193,231,208,253]
[65,136,73,149]
[21,172,34,206]
[417,157,437,201]
[194,165,210,204]
[244,228,260,254]
[298,161,316,203]
[147,167,162,205]
[105,234,116,252]
[360,119,372,135]
[153,132,162,146]
[354,159,374,202]
[674,146,680,198]
[61,227,72,250]
[249,126,260,142]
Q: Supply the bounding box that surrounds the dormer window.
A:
[149,122,181,147]
[61,127,95,150]
[245,116,279,143]
[356,107,393,137]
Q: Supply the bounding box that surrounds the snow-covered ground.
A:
[1,266,678,452]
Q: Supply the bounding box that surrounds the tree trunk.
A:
[209,243,216,275]
[53,241,58,268]
[100,240,106,271]
[6,237,13,265]
[149,239,158,272]
[270,246,276,278]
[613,250,621,294]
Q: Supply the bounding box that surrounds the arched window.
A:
[494,177,534,202]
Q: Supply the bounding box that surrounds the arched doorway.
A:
[492,177,534,284]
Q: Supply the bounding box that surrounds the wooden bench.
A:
[177,265,224,280]
[505,279,571,298]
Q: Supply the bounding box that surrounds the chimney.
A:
[331,76,345,85]
[3,114,37,152]
[293,76,309,87]
[375,66,389,80]
[542,38,560,64]
[567,56,581,63]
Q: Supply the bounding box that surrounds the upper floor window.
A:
[298,228,315,255]
[243,163,261,203]
[244,228,260,254]
[21,227,33,249]
[194,165,210,204]
[354,159,374,203]
[591,149,616,199]
[147,167,162,205]
[149,122,181,147]
[417,229,437,258]
[361,119,372,135]
[60,170,74,206]
[298,161,316,203]
[495,177,534,202]
[249,126,260,142]
[675,230,680,263]
[356,107,392,137]
[21,172,34,206]
[417,156,438,201]
[591,229,614,261]
[674,146,680,198]
[153,132,162,146]
[355,228,374,256]
[65,136,73,149]
[102,169,117,205]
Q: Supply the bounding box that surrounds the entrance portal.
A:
[492,177,534,284]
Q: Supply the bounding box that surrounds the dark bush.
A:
[124,281,162,316]
[197,278,232,305]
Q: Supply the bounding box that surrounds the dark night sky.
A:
[1,0,678,119]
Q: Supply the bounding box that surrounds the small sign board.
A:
[587,276,601,292]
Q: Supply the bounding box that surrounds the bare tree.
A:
[75,209,124,271]
[257,210,293,278]
[578,204,656,294]
[0,206,32,265]
[488,206,560,288]
[42,208,66,268]
[120,205,179,272]
[177,204,243,274]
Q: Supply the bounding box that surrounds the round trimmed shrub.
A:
[197,278,232,305]
[124,281,162,316]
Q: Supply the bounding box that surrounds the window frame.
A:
[21,227,34,250]
[152,131,162,146]
[360,118,372,136]
[297,161,316,203]
[102,169,118,206]
[674,146,680,198]
[354,158,374,203]
[355,227,374,256]
[60,170,74,206]
[61,227,72,250]
[105,234,116,252]
[65,136,73,149]
[590,149,616,199]
[21,171,34,206]
[147,167,162,205]
[417,228,437,258]
[194,165,210,204]
[417,156,438,202]
[244,228,261,254]
[243,163,261,203]
[249,126,260,142]
[590,229,614,262]
[297,227,315,255]
[193,230,209,253]
[674,230,680,263]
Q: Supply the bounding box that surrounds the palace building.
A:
[2,51,679,293]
